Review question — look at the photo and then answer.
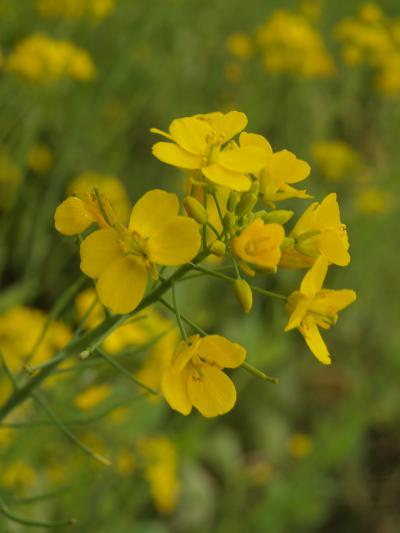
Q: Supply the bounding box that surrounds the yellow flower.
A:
[281,193,350,268]
[151,112,266,191]
[287,432,313,458]
[226,33,253,60]
[74,383,111,410]
[311,140,360,181]
[27,143,53,174]
[36,0,115,20]
[285,256,356,364]
[161,334,246,417]
[80,189,201,314]
[232,219,285,274]
[355,187,394,215]
[239,132,311,206]
[54,189,116,235]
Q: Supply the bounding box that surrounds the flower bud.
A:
[184,196,208,225]
[209,240,226,256]
[223,212,235,233]
[235,192,258,217]
[227,191,239,212]
[233,279,253,313]
[263,210,294,224]
[281,237,295,251]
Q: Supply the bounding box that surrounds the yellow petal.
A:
[285,294,311,331]
[316,193,341,228]
[300,255,329,295]
[152,142,203,169]
[96,256,147,314]
[197,335,246,368]
[187,365,237,417]
[292,202,318,237]
[80,228,123,279]
[161,366,192,415]
[211,111,248,142]
[320,230,350,266]
[169,117,213,154]
[129,189,179,237]
[172,335,201,372]
[316,289,356,313]
[239,132,273,156]
[149,127,172,140]
[147,217,201,265]
[300,320,331,365]
[54,197,95,235]
[203,163,251,191]
[218,146,267,173]
[270,150,311,184]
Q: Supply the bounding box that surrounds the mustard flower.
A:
[162,334,246,417]
[79,189,201,314]
[239,132,311,206]
[285,256,356,364]
[232,219,285,274]
[151,111,266,191]
[280,193,350,268]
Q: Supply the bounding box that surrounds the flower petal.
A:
[96,256,147,314]
[320,230,350,266]
[80,228,123,279]
[197,335,246,368]
[270,150,311,184]
[316,193,341,228]
[300,320,331,365]
[239,132,273,156]
[218,146,266,174]
[211,111,248,142]
[169,117,213,154]
[161,365,192,415]
[129,189,179,237]
[152,142,204,169]
[300,255,329,295]
[147,217,201,265]
[203,163,251,191]
[187,365,237,417]
[55,197,95,235]
[285,294,311,331]
[316,289,356,313]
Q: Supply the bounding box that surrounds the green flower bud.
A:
[223,212,235,233]
[209,240,226,256]
[263,210,294,224]
[235,192,258,217]
[227,191,239,212]
[281,237,295,251]
[184,196,208,225]
[233,279,253,313]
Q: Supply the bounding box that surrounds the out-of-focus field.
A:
[1,1,400,531]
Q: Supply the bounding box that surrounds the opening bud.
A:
[184,196,208,225]
[263,210,294,224]
[235,192,258,217]
[227,191,240,212]
[223,212,236,233]
[209,240,226,256]
[233,278,253,313]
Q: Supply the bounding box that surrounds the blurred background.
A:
[1,0,400,531]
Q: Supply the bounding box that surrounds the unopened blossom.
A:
[162,334,246,417]
[151,112,266,191]
[285,256,356,364]
[79,189,201,314]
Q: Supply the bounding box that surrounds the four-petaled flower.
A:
[79,189,201,314]
[285,255,356,364]
[161,334,246,417]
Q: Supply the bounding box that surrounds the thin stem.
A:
[231,256,241,278]
[206,222,221,239]
[190,263,287,301]
[0,497,76,528]
[32,392,111,466]
[0,352,18,390]
[241,362,278,384]
[171,283,187,340]
[180,265,234,281]
[211,191,225,226]
[159,299,207,337]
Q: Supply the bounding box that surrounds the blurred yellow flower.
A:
[287,432,313,457]
[226,33,253,60]
[355,187,395,215]
[80,189,201,313]
[27,143,53,174]
[74,383,111,410]
[116,449,135,476]
[281,193,350,269]
[151,112,266,191]
[312,140,360,181]
[1,461,37,489]
[162,334,246,417]
[285,256,356,364]
[36,0,115,20]
[5,34,96,83]
[139,435,179,514]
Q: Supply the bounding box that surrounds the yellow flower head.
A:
[151,111,266,191]
[239,132,311,206]
[285,256,356,364]
[281,193,350,269]
[80,189,201,314]
[161,334,246,417]
[27,143,53,174]
[311,140,360,181]
[74,383,111,410]
[232,219,285,274]
[226,33,253,60]
[54,189,117,235]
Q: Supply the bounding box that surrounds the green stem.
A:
[241,362,278,384]
[171,283,187,340]
[0,497,76,528]
[159,298,207,337]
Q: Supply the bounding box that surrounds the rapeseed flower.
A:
[79,189,201,313]
[74,384,111,410]
[36,0,115,20]
[285,256,356,364]
[280,193,350,268]
[151,112,266,191]
[162,334,246,417]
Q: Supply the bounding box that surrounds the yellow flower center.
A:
[118,230,149,259]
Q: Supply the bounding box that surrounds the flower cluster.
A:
[335,3,400,95]
[55,110,356,417]
[5,34,96,83]
[36,0,115,20]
